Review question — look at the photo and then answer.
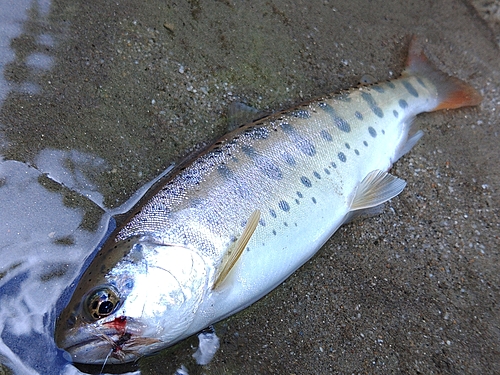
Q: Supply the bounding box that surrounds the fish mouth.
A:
[58,323,162,365]
[60,329,135,364]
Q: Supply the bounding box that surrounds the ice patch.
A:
[173,365,189,375]
[192,327,220,366]
[0,156,109,374]
[25,52,55,70]
[34,148,108,208]
[0,151,177,374]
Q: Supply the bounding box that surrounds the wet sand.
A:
[0,0,498,374]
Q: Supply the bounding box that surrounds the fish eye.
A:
[85,286,121,321]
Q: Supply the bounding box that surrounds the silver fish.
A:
[54,39,481,364]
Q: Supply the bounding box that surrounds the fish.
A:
[54,38,481,365]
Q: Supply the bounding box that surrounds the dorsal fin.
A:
[227,102,262,131]
[213,210,261,289]
[350,170,406,211]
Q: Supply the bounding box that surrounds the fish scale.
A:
[55,39,482,364]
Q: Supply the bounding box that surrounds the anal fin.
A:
[350,170,406,211]
[393,129,424,163]
[213,209,261,289]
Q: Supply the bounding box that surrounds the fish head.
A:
[55,237,210,364]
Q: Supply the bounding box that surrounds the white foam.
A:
[0,151,176,374]
[34,148,108,208]
[0,157,108,374]
[192,329,220,366]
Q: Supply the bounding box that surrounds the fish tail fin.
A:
[403,37,482,111]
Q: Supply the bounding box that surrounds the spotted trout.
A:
[55,39,481,364]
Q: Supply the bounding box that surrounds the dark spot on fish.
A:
[313,171,321,179]
[324,168,331,175]
[269,209,277,218]
[386,81,395,89]
[280,122,294,133]
[241,144,256,157]
[361,91,384,118]
[217,164,234,179]
[312,197,317,204]
[355,149,359,155]
[242,144,282,180]
[320,129,333,142]
[368,126,377,138]
[373,107,384,118]
[282,152,296,166]
[355,111,363,120]
[318,102,351,132]
[298,139,316,157]
[399,99,408,109]
[402,80,419,97]
[279,200,290,212]
[393,110,399,118]
[295,199,300,204]
[417,77,426,88]
[331,162,337,168]
[258,159,283,180]
[297,191,303,198]
[292,109,311,119]
[363,141,368,146]
[338,152,346,162]
[300,176,312,188]
[373,85,385,93]
[281,122,316,156]
[259,219,266,227]
[345,143,350,149]
[272,230,277,235]
[284,222,288,227]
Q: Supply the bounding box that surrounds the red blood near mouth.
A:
[104,315,127,336]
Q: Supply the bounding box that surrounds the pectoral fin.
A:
[350,170,406,211]
[213,209,261,289]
